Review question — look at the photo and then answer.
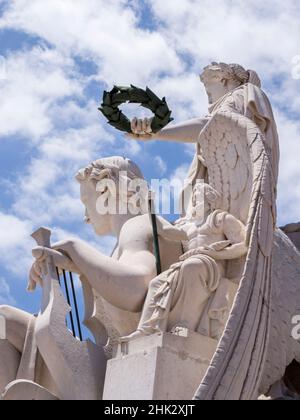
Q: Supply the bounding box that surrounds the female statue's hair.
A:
[200,62,261,88]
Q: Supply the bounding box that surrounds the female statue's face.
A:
[203,78,228,104]
[80,180,112,236]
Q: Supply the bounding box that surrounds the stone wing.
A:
[195,110,279,399]
[199,111,253,225]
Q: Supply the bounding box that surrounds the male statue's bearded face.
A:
[80,180,112,236]
[203,77,229,104]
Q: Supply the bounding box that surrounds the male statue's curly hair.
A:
[76,156,148,213]
[76,156,144,185]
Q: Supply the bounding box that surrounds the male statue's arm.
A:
[155,215,188,242]
[30,238,157,313]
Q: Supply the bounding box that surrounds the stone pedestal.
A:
[103,330,217,400]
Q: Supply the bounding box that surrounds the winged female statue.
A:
[1,63,299,401]
[129,62,300,400]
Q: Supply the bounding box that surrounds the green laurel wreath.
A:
[98,85,173,134]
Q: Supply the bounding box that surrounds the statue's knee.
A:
[0,305,13,320]
[181,258,203,277]
[0,306,30,352]
[147,273,169,296]
[0,306,13,340]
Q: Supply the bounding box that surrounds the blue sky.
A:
[0,0,300,326]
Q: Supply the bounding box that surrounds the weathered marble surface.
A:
[104,330,217,400]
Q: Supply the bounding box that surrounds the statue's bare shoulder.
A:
[118,214,184,271]
[119,214,154,252]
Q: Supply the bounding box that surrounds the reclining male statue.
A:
[0,156,190,398]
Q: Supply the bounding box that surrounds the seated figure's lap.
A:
[180,258,215,288]
[180,258,206,274]
[0,306,33,353]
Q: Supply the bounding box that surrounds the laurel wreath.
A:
[98,85,173,134]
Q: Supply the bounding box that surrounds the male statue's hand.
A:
[28,244,79,292]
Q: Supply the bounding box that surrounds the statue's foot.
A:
[119,331,146,343]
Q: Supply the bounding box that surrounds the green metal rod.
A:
[149,198,162,275]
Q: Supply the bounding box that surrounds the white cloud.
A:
[0,212,34,276]
[0,277,16,305]
[152,162,191,217]
[154,156,167,175]
[0,46,81,140]
[151,73,207,122]
[0,212,32,249]
[170,162,191,210]
[0,0,183,85]
[147,0,300,73]
[171,163,191,185]
[276,110,300,225]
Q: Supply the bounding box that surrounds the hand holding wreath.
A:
[99,85,173,139]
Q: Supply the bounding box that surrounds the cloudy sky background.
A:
[0,0,299,316]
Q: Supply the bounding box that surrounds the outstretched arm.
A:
[30,238,157,313]
[152,117,210,143]
[128,117,210,143]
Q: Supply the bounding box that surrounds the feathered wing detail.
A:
[194,110,282,400]
[199,112,254,226]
